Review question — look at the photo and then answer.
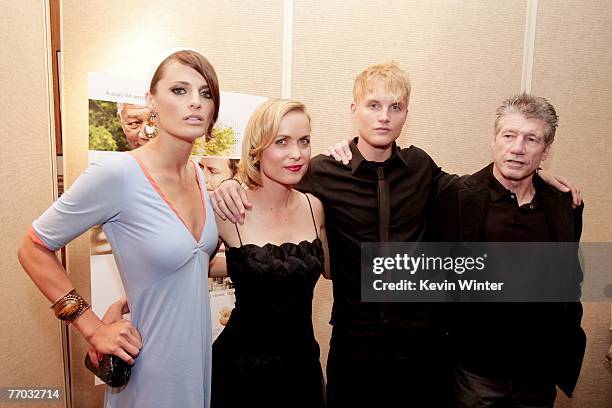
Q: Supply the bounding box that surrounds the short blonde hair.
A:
[239,98,310,188]
[353,61,411,105]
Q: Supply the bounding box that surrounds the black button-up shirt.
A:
[298,138,446,344]
[485,175,551,242]
[460,171,556,381]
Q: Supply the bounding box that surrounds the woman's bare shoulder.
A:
[303,192,323,212]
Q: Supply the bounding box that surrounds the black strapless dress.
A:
[211,238,325,408]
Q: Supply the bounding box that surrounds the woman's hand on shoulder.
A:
[210,179,252,224]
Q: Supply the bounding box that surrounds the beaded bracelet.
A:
[51,289,91,323]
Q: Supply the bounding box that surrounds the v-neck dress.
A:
[31,153,218,408]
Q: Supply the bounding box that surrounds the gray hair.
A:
[495,93,558,144]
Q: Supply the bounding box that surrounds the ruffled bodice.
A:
[214,238,323,356]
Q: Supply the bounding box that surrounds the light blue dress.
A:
[32,153,217,408]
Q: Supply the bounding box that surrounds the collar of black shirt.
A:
[488,166,543,208]
[349,137,411,175]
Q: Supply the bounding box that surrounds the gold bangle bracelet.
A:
[51,289,91,323]
[220,177,240,185]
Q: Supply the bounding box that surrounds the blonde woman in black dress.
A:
[212,98,329,408]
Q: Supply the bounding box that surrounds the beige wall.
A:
[0,1,66,407]
[293,1,526,170]
[532,1,612,405]
[55,0,612,406]
[533,0,612,242]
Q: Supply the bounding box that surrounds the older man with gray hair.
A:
[431,93,586,408]
[117,102,150,149]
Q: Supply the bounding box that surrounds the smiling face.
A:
[351,88,408,160]
[259,110,311,187]
[492,112,551,185]
[118,104,150,148]
[146,61,214,142]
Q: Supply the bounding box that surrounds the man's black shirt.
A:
[297,138,448,349]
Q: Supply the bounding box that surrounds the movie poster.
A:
[87,73,267,363]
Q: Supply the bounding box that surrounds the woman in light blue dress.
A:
[18,50,220,407]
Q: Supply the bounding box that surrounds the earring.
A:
[251,155,260,169]
[144,111,158,139]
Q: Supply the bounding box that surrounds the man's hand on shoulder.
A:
[322,138,352,165]
[538,169,583,208]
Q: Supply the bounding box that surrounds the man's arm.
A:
[322,139,583,207]
[564,202,584,328]
[426,169,467,242]
[536,169,582,208]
